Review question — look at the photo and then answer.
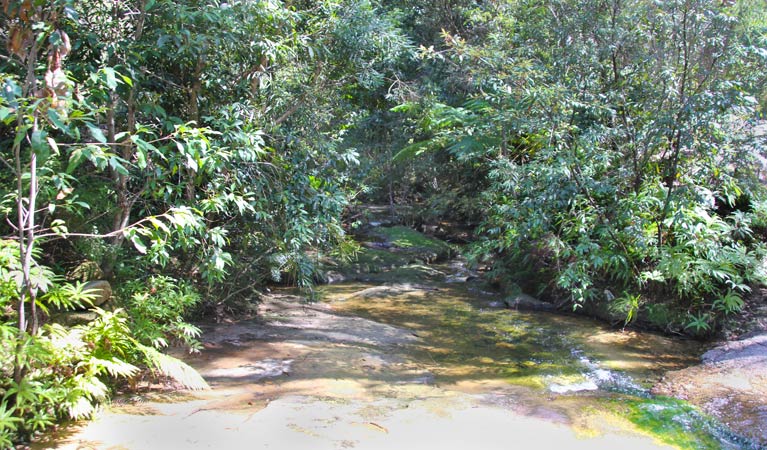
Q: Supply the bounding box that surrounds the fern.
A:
[135,343,209,391]
[392,137,446,163]
[712,291,745,315]
[0,402,20,449]
[89,357,140,378]
[65,396,97,421]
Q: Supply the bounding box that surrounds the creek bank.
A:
[649,285,767,448]
[501,276,767,448]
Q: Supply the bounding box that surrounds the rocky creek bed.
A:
[36,226,766,449]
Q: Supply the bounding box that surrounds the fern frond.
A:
[136,344,209,390]
[392,139,437,162]
[74,374,109,401]
[90,357,140,378]
[66,396,96,420]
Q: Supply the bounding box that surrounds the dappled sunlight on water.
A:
[321,281,702,390]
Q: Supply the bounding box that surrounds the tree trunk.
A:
[106,0,147,261]
[185,56,205,202]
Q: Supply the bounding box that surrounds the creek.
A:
[37,241,759,449]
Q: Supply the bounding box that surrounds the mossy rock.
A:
[67,260,104,282]
[321,226,455,281]
[50,310,99,326]
[369,226,453,262]
[334,247,417,275]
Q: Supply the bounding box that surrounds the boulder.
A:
[67,260,104,282]
[504,293,556,312]
[82,280,112,307]
[51,311,99,326]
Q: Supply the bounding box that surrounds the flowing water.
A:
[38,258,758,449]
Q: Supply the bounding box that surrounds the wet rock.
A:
[362,241,392,249]
[203,359,293,382]
[504,293,555,312]
[652,332,767,447]
[702,333,767,364]
[549,379,598,394]
[324,271,347,284]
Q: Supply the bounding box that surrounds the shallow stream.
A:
[38,257,758,449]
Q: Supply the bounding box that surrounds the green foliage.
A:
[386,0,767,335]
[610,292,643,327]
[0,240,207,444]
[0,0,765,442]
[0,305,207,444]
[120,275,202,352]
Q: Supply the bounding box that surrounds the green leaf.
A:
[67,147,89,173]
[100,67,118,90]
[130,234,148,254]
[132,136,164,160]
[47,108,72,135]
[50,219,68,237]
[63,6,79,20]
[392,139,438,162]
[1,79,21,104]
[148,216,170,234]
[47,137,60,155]
[185,153,198,172]
[0,106,12,123]
[31,130,51,163]
[13,125,29,148]
[108,156,129,175]
[87,123,107,144]
[136,146,147,169]
[390,102,419,113]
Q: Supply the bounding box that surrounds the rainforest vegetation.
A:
[1,0,766,445]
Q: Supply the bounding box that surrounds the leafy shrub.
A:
[475,154,767,334]
[0,242,207,445]
[120,275,203,352]
[0,308,207,445]
[394,0,767,336]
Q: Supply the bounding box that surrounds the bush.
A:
[0,242,206,445]
[120,275,203,352]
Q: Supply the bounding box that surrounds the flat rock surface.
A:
[653,332,767,447]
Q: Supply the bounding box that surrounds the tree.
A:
[387,0,767,334]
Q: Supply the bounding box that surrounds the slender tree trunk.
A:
[656,2,690,248]
[107,0,147,257]
[13,17,41,386]
[185,56,205,202]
